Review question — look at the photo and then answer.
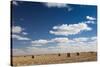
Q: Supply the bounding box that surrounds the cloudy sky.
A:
[11,1,97,56]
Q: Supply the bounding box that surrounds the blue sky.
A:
[11,1,97,56]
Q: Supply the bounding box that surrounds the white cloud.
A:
[22,32,28,35]
[31,39,49,45]
[86,16,96,20]
[73,37,89,42]
[85,16,96,24]
[44,2,72,11]
[67,6,72,11]
[44,2,66,8]
[12,25,31,41]
[30,36,97,48]
[12,25,29,36]
[52,36,97,53]
[12,26,23,34]
[57,41,97,53]
[13,36,97,56]
[51,38,69,43]
[84,20,95,24]
[12,34,30,40]
[73,36,97,43]
[91,36,97,40]
[32,44,43,47]
[12,1,18,6]
[31,37,69,46]
[50,23,92,36]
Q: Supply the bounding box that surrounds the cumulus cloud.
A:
[55,36,97,52]
[86,16,96,20]
[31,37,69,46]
[73,37,89,42]
[12,26,23,34]
[51,38,69,43]
[12,34,30,40]
[12,25,29,36]
[44,2,72,11]
[56,40,97,53]
[13,36,97,56]
[12,25,31,41]
[84,20,95,24]
[50,23,92,36]
[84,16,97,24]
[22,32,28,35]
[91,36,97,41]
[31,39,49,45]
[30,36,97,49]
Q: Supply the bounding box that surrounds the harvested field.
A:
[11,52,97,66]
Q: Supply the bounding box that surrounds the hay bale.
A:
[76,52,80,56]
[58,53,61,56]
[90,52,94,54]
[67,53,70,57]
[32,55,34,59]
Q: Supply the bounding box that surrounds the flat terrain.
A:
[11,52,97,66]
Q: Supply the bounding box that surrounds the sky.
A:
[11,1,97,56]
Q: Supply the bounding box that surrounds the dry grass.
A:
[11,52,97,66]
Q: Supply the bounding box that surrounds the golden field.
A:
[11,52,97,66]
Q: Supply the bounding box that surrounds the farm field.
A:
[11,52,97,66]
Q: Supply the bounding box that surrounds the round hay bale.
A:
[58,53,61,56]
[32,55,34,59]
[67,53,70,57]
[76,52,80,56]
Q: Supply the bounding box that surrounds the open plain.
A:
[11,52,97,66]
